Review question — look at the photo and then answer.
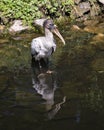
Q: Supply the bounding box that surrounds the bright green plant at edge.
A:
[0,0,74,26]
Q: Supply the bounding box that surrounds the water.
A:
[0,21,104,130]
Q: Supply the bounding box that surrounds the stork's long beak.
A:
[52,26,65,45]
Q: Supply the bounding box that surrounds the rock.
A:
[71,25,81,31]
[72,2,90,17]
[84,26,104,34]
[76,14,89,21]
[79,2,90,11]
[34,18,46,27]
[0,25,5,33]
[90,3,101,17]
[1,17,9,25]
[74,0,81,4]
[83,20,99,26]
[9,20,29,33]
[98,0,104,4]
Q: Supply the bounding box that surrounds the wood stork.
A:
[31,19,65,68]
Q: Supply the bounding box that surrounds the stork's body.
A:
[31,29,56,60]
[31,19,65,68]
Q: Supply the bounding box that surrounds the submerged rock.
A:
[90,33,104,50]
[92,33,104,41]
[83,18,104,34]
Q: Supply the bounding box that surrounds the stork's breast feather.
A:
[31,39,41,53]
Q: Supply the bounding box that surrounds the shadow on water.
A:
[0,21,104,130]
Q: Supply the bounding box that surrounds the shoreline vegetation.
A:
[0,0,104,34]
[0,0,104,73]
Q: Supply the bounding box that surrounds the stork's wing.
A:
[31,39,41,56]
[31,37,49,60]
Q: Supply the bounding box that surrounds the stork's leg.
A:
[39,61,42,69]
[31,57,40,68]
[39,58,54,74]
[40,58,54,74]
[40,58,49,68]
[31,54,54,73]
[31,54,41,69]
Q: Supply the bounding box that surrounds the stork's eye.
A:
[49,23,54,26]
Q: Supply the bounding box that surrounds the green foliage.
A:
[0,0,43,26]
[0,0,74,26]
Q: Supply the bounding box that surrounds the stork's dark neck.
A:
[44,28,54,40]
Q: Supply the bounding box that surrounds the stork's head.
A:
[43,19,65,45]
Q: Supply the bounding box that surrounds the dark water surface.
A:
[0,21,104,130]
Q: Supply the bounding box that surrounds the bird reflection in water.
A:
[31,59,66,120]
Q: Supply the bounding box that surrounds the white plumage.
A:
[31,36,56,60]
[31,19,65,66]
